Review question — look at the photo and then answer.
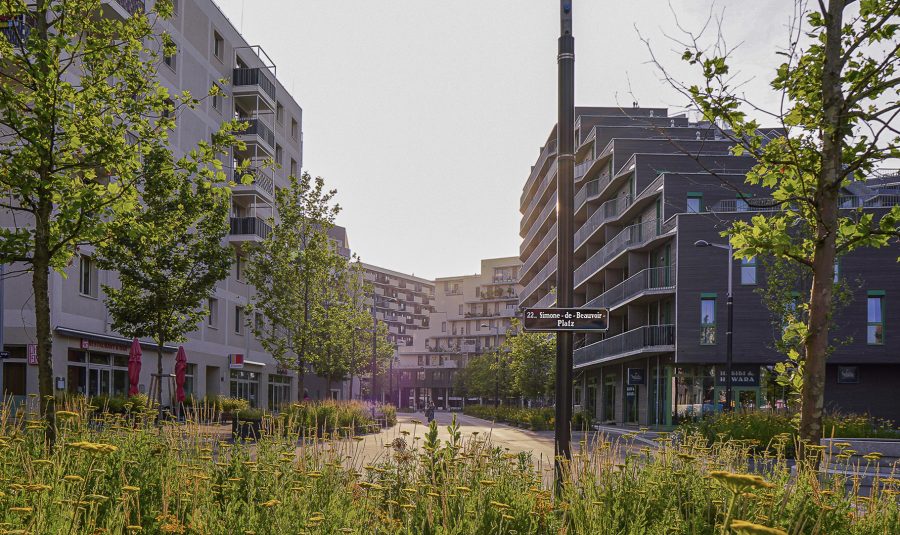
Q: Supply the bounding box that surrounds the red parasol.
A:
[174,346,187,404]
[127,338,142,396]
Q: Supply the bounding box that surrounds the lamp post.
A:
[371,296,398,412]
[481,323,501,407]
[694,239,734,412]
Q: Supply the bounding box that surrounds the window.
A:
[276,102,284,124]
[741,257,757,285]
[700,294,716,344]
[291,118,299,140]
[416,371,426,381]
[736,195,750,212]
[212,84,222,112]
[441,322,446,333]
[235,306,244,334]
[834,259,840,283]
[867,291,885,345]
[235,253,244,281]
[458,304,463,315]
[163,46,177,72]
[79,255,98,297]
[686,192,702,213]
[213,31,224,60]
[275,144,283,167]
[289,158,297,177]
[207,298,219,328]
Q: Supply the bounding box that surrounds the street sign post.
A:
[522,308,609,333]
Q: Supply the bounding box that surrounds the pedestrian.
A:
[426,402,435,423]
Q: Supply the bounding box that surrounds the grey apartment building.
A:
[0,0,348,408]
[519,106,900,427]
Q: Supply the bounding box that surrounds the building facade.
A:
[0,0,350,409]
[519,106,900,427]
[392,257,522,410]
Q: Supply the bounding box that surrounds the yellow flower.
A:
[126,526,143,533]
[260,498,281,507]
[480,479,496,486]
[9,506,33,513]
[57,410,80,419]
[490,500,511,510]
[709,471,774,492]
[729,520,788,535]
[32,459,54,466]
[67,441,118,455]
[123,485,141,492]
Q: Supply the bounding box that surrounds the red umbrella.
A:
[127,338,142,396]
[174,346,187,404]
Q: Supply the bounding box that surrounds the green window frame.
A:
[740,257,757,285]
[867,290,885,345]
[687,192,703,214]
[700,293,717,345]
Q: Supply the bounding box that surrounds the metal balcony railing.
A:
[712,194,900,213]
[113,0,145,16]
[585,266,676,310]
[1,15,32,46]
[229,216,271,239]
[522,221,557,277]
[232,168,274,197]
[574,157,596,180]
[520,254,557,304]
[520,199,557,254]
[574,195,633,250]
[232,67,277,102]
[534,291,556,308]
[574,165,614,211]
[521,141,557,207]
[239,118,276,152]
[574,324,675,367]
[520,164,558,233]
[574,218,676,288]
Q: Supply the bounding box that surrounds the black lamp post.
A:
[694,239,734,412]
[371,296,397,411]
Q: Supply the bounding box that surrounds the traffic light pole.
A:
[554,0,575,496]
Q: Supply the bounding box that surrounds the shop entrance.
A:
[602,373,617,423]
[624,384,639,424]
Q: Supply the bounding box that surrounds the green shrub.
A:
[236,407,264,421]
[381,404,397,427]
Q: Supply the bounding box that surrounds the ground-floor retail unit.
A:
[575,355,900,428]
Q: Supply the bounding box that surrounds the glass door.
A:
[602,373,617,423]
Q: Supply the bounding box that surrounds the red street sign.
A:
[522,308,609,333]
[27,344,38,365]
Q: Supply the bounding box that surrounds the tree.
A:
[0,0,179,443]
[95,134,235,415]
[340,260,377,401]
[245,172,342,399]
[650,0,900,449]
[453,353,496,400]
[502,320,555,403]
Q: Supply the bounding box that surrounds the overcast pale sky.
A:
[214,0,794,280]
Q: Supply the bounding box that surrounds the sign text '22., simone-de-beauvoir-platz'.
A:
[521,308,609,333]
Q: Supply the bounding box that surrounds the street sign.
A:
[522,308,609,333]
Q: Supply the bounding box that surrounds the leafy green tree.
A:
[95,135,235,414]
[655,0,900,447]
[503,320,555,402]
[245,172,342,398]
[0,0,180,442]
[453,353,495,400]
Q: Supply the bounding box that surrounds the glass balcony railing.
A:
[574,324,675,368]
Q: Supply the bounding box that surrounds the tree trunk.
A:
[349,336,355,400]
[32,224,55,447]
[799,0,845,455]
[157,341,164,422]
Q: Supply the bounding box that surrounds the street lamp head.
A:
[694,240,712,248]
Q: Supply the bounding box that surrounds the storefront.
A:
[66,348,130,397]
[267,373,292,410]
[229,369,260,407]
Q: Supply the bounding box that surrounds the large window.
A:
[213,31,224,60]
[234,306,244,334]
[79,255,98,297]
[208,297,218,328]
[268,374,292,411]
[700,295,717,345]
[867,291,885,345]
[741,257,757,285]
[66,350,128,397]
[230,370,260,407]
[686,192,702,213]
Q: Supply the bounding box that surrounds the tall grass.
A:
[0,398,897,534]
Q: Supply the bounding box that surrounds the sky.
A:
[213,0,796,280]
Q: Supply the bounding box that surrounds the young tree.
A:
[0,0,179,442]
[502,320,556,403]
[453,353,495,401]
[95,135,235,415]
[651,0,900,449]
[245,172,342,399]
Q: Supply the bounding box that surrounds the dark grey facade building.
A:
[519,106,900,427]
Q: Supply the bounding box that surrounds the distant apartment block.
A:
[519,106,900,426]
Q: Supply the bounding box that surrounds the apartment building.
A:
[0,0,349,409]
[519,106,900,427]
[392,257,522,410]
[359,264,435,403]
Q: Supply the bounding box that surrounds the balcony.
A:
[1,14,32,46]
[710,194,900,213]
[102,0,144,19]
[520,164,558,234]
[233,67,277,108]
[533,291,556,308]
[574,165,614,213]
[232,168,275,199]
[520,254,557,304]
[574,218,675,289]
[585,266,676,311]
[522,221,557,277]
[574,324,675,368]
[236,118,276,154]
[574,195,632,251]
[520,199,557,257]
[229,216,271,242]
[574,157,596,180]
[520,140,557,208]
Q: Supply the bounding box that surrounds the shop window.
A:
[867,291,885,345]
[700,294,717,345]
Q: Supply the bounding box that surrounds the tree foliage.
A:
[650,0,900,448]
[0,0,184,442]
[502,320,555,402]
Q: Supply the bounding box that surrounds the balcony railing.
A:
[522,221,557,277]
[534,291,556,308]
[239,118,276,152]
[574,324,675,368]
[712,194,900,213]
[520,198,557,254]
[229,216,271,240]
[585,266,676,310]
[574,165,614,211]
[574,195,633,250]
[521,140,558,207]
[233,67,277,102]
[111,0,145,16]
[1,15,32,46]
[520,164,558,233]
[232,168,274,197]
[574,157,596,180]
[520,254,557,304]
[574,218,675,288]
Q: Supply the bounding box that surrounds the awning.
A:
[55,327,178,354]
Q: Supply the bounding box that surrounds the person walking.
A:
[425,402,435,423]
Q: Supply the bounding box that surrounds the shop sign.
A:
[715,365,760,386]
[81,338,129,353]
[627,368,646,385]
[229,353,244,369]
[27,344,38,365]
[625,385,637,398]
[837,366,859,384]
